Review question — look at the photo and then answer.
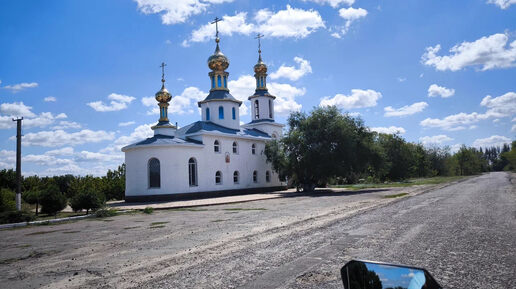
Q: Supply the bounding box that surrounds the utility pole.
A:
[12,117,23,211]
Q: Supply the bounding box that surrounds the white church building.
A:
[122,32,285,202]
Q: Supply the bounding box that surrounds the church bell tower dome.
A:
[208,38,230,71]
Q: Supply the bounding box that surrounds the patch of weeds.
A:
[143,207,154,214]
[16,244,31,248]
[171,208,210,212]
[134,220,145,223]
[26,229,64,236]
[149,225,165,229]
[383,193,409,198]
[211,219,228,223]
[95,208,118,218]
[123,226,140,230]
[150,221,169,226]
[0,250,58,265]
[102,219,114,222]
[63,231,81,234]
[223,208,267,211]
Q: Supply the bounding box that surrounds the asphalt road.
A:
[0,172,514,288]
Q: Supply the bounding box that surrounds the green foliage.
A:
[143,207,154,214]
[95,208,117,218]
[70,190,105,214]
[39,182,67,216]
[0,169,17,191]
[0,188,16,212]
[23,190,41,215]
[0,210,35,224]
[501,141,516,171]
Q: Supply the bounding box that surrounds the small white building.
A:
[122,35,285,202]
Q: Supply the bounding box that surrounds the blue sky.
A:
[0,0,515,176]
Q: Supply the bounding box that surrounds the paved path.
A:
[0,173,513,288]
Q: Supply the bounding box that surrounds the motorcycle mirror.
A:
[341,260,441,289]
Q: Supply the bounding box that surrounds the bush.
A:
[95,208,117,218]
[143,207,154,214]
[23,190,41,215]
[0,188,16,213]
[0,210,35,224]
[70,190,105,214]
[40,183,67,216]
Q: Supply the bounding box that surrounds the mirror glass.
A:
[341,260,441,289]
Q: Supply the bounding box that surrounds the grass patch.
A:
[123,226,140,230]
[150,221,169,226]
[95,208,118,218]
[102,219,114,222]
[223,208,267,211]
[26,229,64,236]
[383,193,409,199]
[143,207,154,214]
[149,225,166,229]
[62,231,81,234]
[330,176,467,190]
[33,212,85,221]
[16,244,32,248]
[134,220,145,223]
[211,219,228,223]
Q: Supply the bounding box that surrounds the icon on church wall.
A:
[225,152,230,163]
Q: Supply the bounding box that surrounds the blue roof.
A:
[123,134,202,150]
[248,119,275,124]
[199,90,241,106]
[249,89,276,99]
[178,121,270,138]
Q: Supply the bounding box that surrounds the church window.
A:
[232,141,238,154]
[269,99,273,118]
[148,158,160,188]
[188,158,198,186]
[217,75,222,87]
[252,143,256,155]
[266,171,271,183]
[219,106,224,119]
[254,100,259,119]
[214,140,220,153]
[211,76,215,89]
[253,170,257,183]
[233,171,239,184]
[232,107,236,120]
[206,108,210,121]
[223,76,227,88]
[260,77,264,87]
[215,171,222,184]
[256,78,259,88]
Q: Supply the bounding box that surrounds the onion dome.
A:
[254,54,267,74]
[207,38,229,71]
[155,81,172,103]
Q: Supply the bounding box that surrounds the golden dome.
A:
[208,41,229,71]
[254,60,267,74]
[155,83,172,103]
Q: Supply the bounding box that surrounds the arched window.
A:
[188,158,197,186]
[219,106,224,119]
[206,108,210,121]
[253,170,257,183]
[232,141,238,154]
[233,171,239,184]
[211,76,215,89]
[223,76,227,88]
[232,107,236,120]
[266,171,271,183]
[269,99,273,118]
[217,75,222,87]
[148,158,160,188]
[254,100,259,119]
[260,77,264,87]
[251,143,256,155]
[215,171,222,184]
[214,140,220,153]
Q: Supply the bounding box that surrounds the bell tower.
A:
[151,62,176,136]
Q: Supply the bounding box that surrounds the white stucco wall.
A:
[124,134,282,197]
[200,101,240,130]
[250,96,274,121]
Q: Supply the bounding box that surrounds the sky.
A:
[0,0,515,176]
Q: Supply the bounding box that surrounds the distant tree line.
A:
[0,164,125,222]
[265,106,516,191]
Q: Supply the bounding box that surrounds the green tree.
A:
[0,188,16,212]
[0,169,17,191]
[23,190,41,215]
[102,164,125,200]
[70,190,105,214]
[40,183,67,216]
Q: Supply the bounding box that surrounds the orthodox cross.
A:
[160,62,167,81]
[255,33,264,53]
[211,17,222,39]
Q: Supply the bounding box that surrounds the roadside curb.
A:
[0,214,96,230]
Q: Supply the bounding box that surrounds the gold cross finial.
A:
[160,62,167,83]
[211,17,222,40]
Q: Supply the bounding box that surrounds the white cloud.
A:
[370,126,406,135]
[268,82,305,116]
[419,135,453,146]
[512,124,516,132]
[45,147,75,156]
[75,151,124,163]
[256,5,325,39]
[320,89,382,109]
[303,0,354,8]
[0,150,16,168]
[87,93,136,112]
[397,77,406,82]
[428,84,455,98]
[134,0,234,25]
[0,102,36,117]
[420,112,488,131]
[335,7,368,36]
[24,154,73,166]
[119,121,136,127]
[44,96,57,102]
[422,33,516,71]
[184,12,255,45]
[473,135,511,148]
[2,82,38,92]
[480,92,516,118]
[384,102,428,117]
[487,0,516,9]
[114,123,154,150]
[52,121,81,130]
[20,129,115,147]
[227,75,255,116]
[142,87,207,116]
[270,57,312,81]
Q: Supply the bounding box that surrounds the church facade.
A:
[122,34,285,202]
